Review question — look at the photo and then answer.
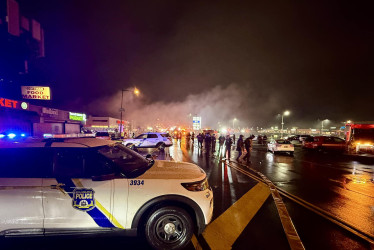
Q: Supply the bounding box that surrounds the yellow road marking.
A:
[191,234,203,250]
[229,162,304,249]
[202,182,270,250]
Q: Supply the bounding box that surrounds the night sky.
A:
[19,0,374,128]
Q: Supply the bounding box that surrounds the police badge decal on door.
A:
[72,188,95,211]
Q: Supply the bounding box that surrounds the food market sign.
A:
[21,86,51,100]
[69,112,86,121]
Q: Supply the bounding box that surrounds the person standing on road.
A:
[197,133,204,148]
[263,135,268,145]
[243,135,252,163]
[236,135,244,161]
[218,135,225,151]
[211,134,216,152]
[186,132,191,142]
[233,134,236,144]
[225,135,233,159]
[191,132,195,143]
[204,133,211,151]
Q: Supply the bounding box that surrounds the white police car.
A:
[123,132,173,150]
[0,136,213,249]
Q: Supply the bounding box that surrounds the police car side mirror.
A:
[92,173,116,181]
[145,154,152,160]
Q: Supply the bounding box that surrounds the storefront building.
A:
[0,96,86,137]
[84,116,128,133]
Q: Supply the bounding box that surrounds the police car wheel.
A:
[144,206,193,250]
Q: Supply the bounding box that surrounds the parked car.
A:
[123,132,173,150]
[286,135,301,144]
[95,131,112,140]
[303,136,346,151]
[267,139,294,155]
[299,135,312,143]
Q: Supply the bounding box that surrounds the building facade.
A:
[0,0,46,100]
[0,96,86,137]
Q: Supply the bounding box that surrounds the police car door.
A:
[146,133,159,147]
[0,147,48,235]
[135,134,148,147]
[43,147,118,231]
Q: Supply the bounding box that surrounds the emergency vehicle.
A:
[0,135,213,249]
[345,122,374,153]
[123,132,172,150]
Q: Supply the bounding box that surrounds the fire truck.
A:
[345,122,374,154]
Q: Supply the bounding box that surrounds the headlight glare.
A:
[181,178,210,192]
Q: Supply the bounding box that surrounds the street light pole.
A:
[280,110,290,139]
[119,87,140,138]
[232,118,237,131]
[321,119,328,135]
[281,114,284,138]
[120,89,125,137]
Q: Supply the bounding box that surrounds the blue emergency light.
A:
[0,132,27,140]
[7,133,16,139]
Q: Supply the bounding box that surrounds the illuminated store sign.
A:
[69,112,86,121]
[21,86,51,100]
[0,97,29,110]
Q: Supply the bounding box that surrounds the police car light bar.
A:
[43,133,95,139]
[0,132,27,140]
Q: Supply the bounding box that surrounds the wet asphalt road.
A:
[3,138,374,249]
[156,138,374,249]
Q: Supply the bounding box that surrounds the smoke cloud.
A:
[87,83,283,129]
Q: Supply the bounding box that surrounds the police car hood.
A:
[140,160,206,180]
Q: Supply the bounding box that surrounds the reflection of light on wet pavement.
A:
[168,143,184,161]
[266,153,274,163]
[327,160,374,236]
[350,161,374,176]
[342,173,374,196]
[226,164,237,204]
[327,184,374,236]
[342,160,374,196]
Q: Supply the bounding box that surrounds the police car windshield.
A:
[97,144,151,178]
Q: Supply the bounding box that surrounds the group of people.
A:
[185,131,254,163]
[235,134,255,163]
[216,134,253,163]
[196,133,217,152]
